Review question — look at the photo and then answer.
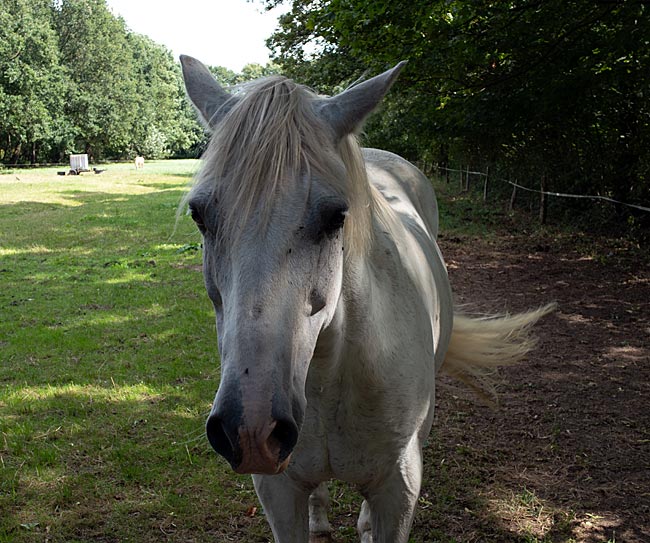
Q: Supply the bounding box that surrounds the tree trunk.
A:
[10,142,22,164]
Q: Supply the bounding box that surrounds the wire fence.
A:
[435,165,650,215]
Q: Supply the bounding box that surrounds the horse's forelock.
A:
[190,75,375,257]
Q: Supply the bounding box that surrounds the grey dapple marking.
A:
[180,55,553,542]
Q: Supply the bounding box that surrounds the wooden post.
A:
[445,165,450,184]
[459,167,464,191]
[464,165,470,192]
[483,166,490,202]
[539,175,548,224]
[509,181,517,212]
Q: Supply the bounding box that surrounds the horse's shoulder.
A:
[362,148,439,238]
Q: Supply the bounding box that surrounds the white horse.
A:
[180,55,552,543]
[134,156,144,169]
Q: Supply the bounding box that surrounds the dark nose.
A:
[206,409,299,474]
[205,409,242,469]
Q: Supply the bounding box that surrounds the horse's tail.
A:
[441,303,556,400]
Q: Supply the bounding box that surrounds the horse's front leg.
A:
[309,482,333,541]
[357,440,423,543]
[252,473,312,543]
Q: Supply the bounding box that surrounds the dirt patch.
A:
[422,232,650,542]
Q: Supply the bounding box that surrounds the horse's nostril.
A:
[206,414,241,469]
[269,418,299,461]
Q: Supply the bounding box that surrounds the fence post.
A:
[483,166,490,202]
[539,175,548,224]
[464,165,470,192]
[509,181,517,212]
[459,167,464,191]
[445,165,450,184]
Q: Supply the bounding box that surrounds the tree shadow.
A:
[1,186,272,541]
[0,385,273,542]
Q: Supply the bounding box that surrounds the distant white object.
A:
[69,154,89,171]
[135,156,145,169]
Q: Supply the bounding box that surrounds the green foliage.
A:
[55,0,139,159]
[0,0,66,163]
[0,0,274,165]
[209,62,281,86]
[266,0,650,228]
[126,33,203,159]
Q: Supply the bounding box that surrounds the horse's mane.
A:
[187,75,392,257]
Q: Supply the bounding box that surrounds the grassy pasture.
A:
[0,162,276,542]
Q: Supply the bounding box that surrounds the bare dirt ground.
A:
[421,230,650,542]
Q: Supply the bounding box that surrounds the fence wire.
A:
[436,166,650,214]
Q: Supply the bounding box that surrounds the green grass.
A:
[431,175,507,238]
[0,161,272,542]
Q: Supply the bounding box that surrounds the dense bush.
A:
[266,0,650,226]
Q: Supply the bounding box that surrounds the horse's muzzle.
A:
[206,408,299,475]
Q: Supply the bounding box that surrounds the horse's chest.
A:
[326,424,401,483]
[291,383,430,485]
[291,417,394,485]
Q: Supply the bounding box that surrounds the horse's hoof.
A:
[309,533,333,543]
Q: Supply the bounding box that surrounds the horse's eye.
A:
[321,205,348,237]
[189,204,206,233]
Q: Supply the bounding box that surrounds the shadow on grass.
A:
[1,185,246,537]
[0,386,272,543]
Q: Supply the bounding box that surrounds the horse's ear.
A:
[315,61,407,140]
[180,55,234,129]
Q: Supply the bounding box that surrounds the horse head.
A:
[181,55,404,474]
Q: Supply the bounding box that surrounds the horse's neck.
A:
[310,233,397,389]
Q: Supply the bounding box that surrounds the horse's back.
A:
[363,148,439,239]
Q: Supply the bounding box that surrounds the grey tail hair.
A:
[442,303,557,403]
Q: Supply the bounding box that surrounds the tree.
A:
[53,0,140,160]
[0,0,67,163]
[127,34,203,159]
[265,0,650,215]
[208,62,281,86]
